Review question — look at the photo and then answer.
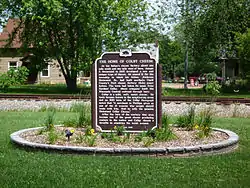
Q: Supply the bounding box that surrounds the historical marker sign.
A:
[92,51,161,131]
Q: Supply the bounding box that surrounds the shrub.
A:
[0,67,29,92]
[203,81,221,96]
[0,73,12,91]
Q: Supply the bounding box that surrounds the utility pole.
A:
[184,41,188,89]
[183,0,189,89]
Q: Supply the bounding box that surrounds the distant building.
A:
[0,19,66,84]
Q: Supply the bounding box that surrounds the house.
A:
[0,19,66,84]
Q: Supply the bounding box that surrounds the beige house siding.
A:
[0,57,23,73]
[36,60,65,84]
[0,57,66,84]
[0,56,91,85]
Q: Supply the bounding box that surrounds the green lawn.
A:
[2,84,250,98]
[0,112,250,187]
[0,84,91,95]
[164,87,250,98]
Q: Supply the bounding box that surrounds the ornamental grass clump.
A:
[39,108,56,134]
[77,104,91,127]
[195,108,213,138]
[155,114,176,141]
[84,135,97,146]
[176,106,195,130]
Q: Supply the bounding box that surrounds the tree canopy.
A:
[0,0,152,90]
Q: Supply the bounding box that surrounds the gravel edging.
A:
[10,127,239,157]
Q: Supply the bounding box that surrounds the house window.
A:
[8,61,18,70]
[41,64,50,77]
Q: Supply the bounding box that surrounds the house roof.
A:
[0,18,22,48]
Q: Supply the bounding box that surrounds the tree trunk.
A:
[173,63,176,79]
[184,42,189,89]
[66,77,77,91]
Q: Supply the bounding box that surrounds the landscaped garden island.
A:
[10,51,239,157]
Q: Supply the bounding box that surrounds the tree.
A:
[159,37,183,80]
[236,29,250,80]
[0,0,151,90]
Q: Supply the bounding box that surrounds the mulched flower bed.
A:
[20,126,229,148]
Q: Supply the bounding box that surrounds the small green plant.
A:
[113,125,125,136]
[101,131,123,143]
[84,126,95,136]
[134,132,147,142]
[76,133,85,143]
[48,129,59,144]
[142,137,154,147]
[101,132,109,139]
[154,114,176,141]
[84,135,98,146]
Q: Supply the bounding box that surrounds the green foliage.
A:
[44,109,56,131]
[204,81,221,96]
[76,104,91,127]
[155,115,176,141]
[1,112,250,187]
[84,135,97,147]
[63,118,77,127]
[0,67,29,92]
[48,129,59,144]
[195,108,213,138]
[113,125,125,136]
[38,105,57,112]
[176,106,195,130]
[142,137,154,147]
[75,133,84,143]
[7,67,29,85]
[84,126,95,136]
[134,132,147,142]
[1,0,151,90]
[236,29,250,80]
[206,72,217,81]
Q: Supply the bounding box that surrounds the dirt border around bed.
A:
[10,127,239,157]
